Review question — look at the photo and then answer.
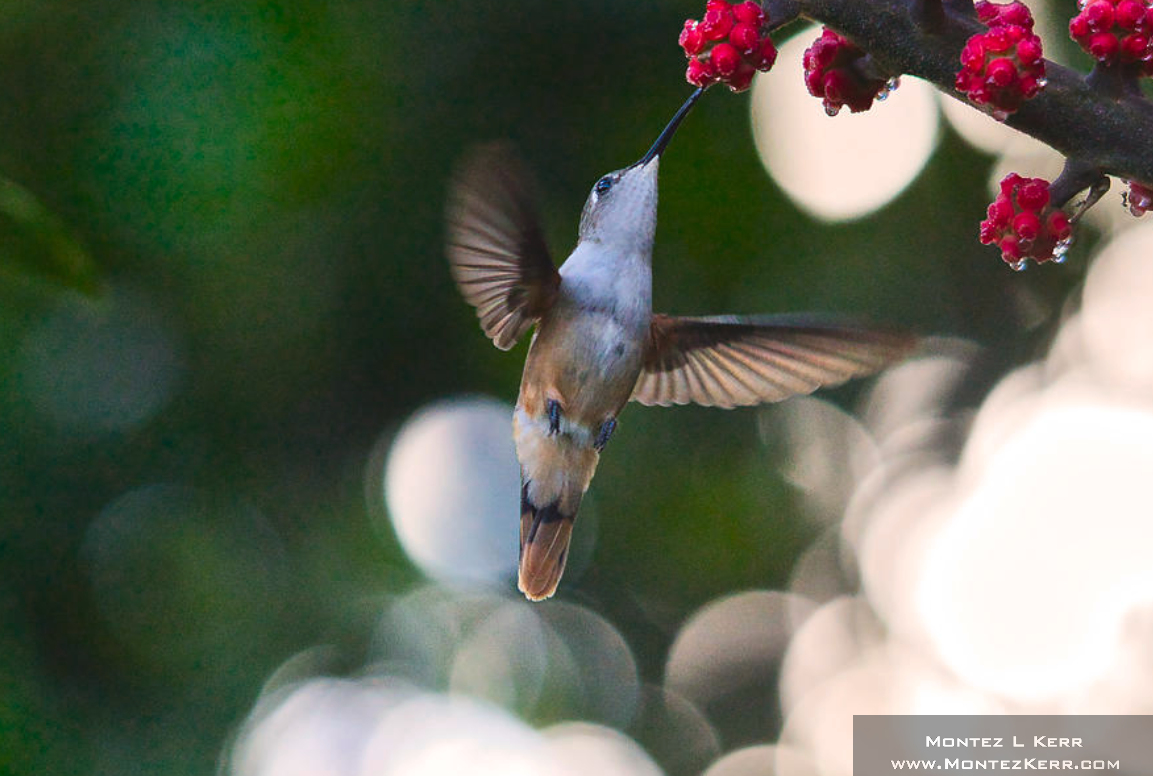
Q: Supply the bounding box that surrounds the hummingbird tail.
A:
[518,481,580,602]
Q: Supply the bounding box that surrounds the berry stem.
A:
[1053,161,1112,225]
[1048,158,1108,211]
[1077,176,1113,221]
[1085,61,1146,100]
[784,0,1153,184]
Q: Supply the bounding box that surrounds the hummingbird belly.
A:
[513,305,646,511]
[519,306,646,430]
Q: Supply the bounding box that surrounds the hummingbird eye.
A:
[594,176,614,196]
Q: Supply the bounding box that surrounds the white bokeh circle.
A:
[383,397,519,589]
[750,27,940,221]
[919,392,1153,703]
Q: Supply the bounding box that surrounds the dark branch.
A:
[1049,157,1108,210]
[780,0,1153,184]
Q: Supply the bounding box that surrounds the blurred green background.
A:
[0,1,1091,774]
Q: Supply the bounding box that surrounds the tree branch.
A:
[771,0,1153,185]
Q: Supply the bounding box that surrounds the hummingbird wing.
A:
[446,142,561,351]
[631,314,915,408]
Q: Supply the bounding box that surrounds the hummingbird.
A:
[446,87,913,601]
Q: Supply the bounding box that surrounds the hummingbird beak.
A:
[636,86,706,167]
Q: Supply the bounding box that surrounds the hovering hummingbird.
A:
[446,87,913,601]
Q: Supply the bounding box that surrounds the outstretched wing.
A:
[446,143,561,350]
[631,314,916,408]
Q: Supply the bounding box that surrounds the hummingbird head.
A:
[576,87,704,253]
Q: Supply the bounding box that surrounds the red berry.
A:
[755,36,778,70]
[1000,172,1023,195]
[961,43,983,70]
[1085,1,1116,32]
[1069,0,1153,65]
[680,20,706,55]
[822,70,850,102]
[680,0,778,90]
[999,2,1034,28]
[732,0,765,26]
[710,42,741,75]
[1012,211,1042,240]
[1125,181,1153,216]
[686,57,717,87]
[730,22,760,52]
[1019,73,1042,97]
[727,61,757,91]
[957,21,1045,118]
[1120,32,1148,59]
[1017,38,1043,65]
[981,174,1071,267]
[801,27,892,114]
[1016,179,1049,210]
[987,198,1015,226]
[1116,0,1145,29]
[700,3,735,40]
[986,57,1018,86]
[808,36,837,69]
[1047,211,1072,239]
[977,1,1035,30]
[1088,31,1121,59]
[983,27,1011,52]
[1000,235,1023,260]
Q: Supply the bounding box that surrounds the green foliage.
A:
[0,176,98,294]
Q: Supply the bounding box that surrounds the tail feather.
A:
[518,482,579,601]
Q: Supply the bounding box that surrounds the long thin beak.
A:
[637,86,706,167]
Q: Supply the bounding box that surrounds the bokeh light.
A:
[761,397,879,525]
[937,90,1030,157]
[667,590,806,713]
[536,601,641,729]
[231,677,414,776]
[630,685,721,775]
[750,27,939,221]
[232,591,658,776]
[448,600,551,713]
[359,691,550,776]
[17,286,182,439]
[1079,222,1153,387]
[383,397,520,590]
[703,744,817,776]
[543,722,662,776]
[82,483,287,676]
[368,585,640,725]
[920,396,1153,702]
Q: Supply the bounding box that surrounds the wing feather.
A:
[632,314,916,408]
[446,143,561,350]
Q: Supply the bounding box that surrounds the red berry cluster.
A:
[956,1,1046,121]
[1069,0,1153,72]
[976,0,1036,27]
[1125,181,1153,216]
[803,28,896,115]
[680,0,777,92]
[980,174,1073,268]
